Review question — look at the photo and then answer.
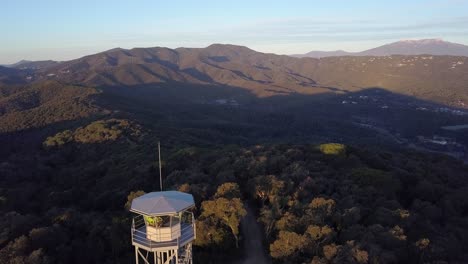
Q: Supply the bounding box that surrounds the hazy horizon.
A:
[2,0,468,64]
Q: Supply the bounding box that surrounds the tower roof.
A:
[130,191,195,216]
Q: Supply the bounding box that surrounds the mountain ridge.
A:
[2,43,467,108]
[293,39,468,58]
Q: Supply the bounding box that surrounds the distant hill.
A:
[291,50,353,58]
[294,39,468,58]
[360,39,468,56]
[28,43,468,108]
[8,60,60,70]
[35,44,320,94]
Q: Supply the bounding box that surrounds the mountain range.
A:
[5,43,462,109]
[3,41,468,141]
[292,39,468,58]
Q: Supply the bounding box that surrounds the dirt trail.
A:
[239,205,270,264]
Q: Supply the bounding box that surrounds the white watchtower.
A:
[130,191,196,264]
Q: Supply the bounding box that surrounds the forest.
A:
[1,116,467,264]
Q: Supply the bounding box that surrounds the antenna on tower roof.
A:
[158,141,163,192]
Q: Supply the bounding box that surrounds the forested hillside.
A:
[0,81,102,133]
[1,139,467,263]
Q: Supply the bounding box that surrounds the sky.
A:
[1,0,468,64]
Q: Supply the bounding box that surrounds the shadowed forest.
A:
[0,79,468,264]
[1,138,468,263]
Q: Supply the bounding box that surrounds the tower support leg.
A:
[135,247,151,264]
[134,246,184,264]
[135,247,139,264]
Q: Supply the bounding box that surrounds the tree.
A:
[305,225,335,255]
[214,182,241,199]
[43,130,73,147]
[275,212,300,232]
[389,225,407,241]
[201,197,246,248]
[251,175,284,205]
[415,238,430,263]
[323,244,340,261]
[311,256,328,264]
[310,198,336,215]
[307,197,336,224]
[27,249,51,264]
[270,231,306,259]
[352,247,369,264]
[178,183,191,193]
[306,225,334,242]
[124,190,145,210]
[258,206,279,238]
[333,241,369,264]
[415,238,430,250]
[193,219,231,248]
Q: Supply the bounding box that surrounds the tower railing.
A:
[131,215,195,249]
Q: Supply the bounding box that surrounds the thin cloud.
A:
[123,16,468,47]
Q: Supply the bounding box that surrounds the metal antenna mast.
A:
[158,141,163,191]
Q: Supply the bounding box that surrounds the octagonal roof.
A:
[130,191,195,216]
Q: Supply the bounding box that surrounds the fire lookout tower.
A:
[130,191,196,264]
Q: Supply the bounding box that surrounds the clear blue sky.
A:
[2,0,468,64]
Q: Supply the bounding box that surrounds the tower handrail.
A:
[132,216,194,249]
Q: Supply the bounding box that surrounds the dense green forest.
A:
[1,118,467,264]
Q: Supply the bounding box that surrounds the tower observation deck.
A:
[130,191,196,264]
